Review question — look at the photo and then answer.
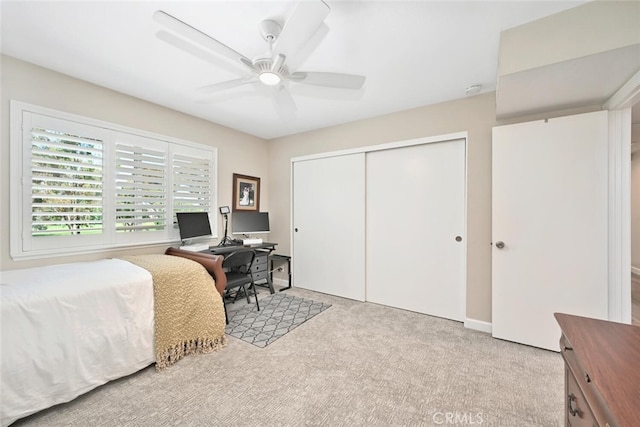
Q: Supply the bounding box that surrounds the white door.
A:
[366,139,466,321]
[492,111,609,351]
[292,154,365,300]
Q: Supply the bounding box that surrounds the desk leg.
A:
[265,274,275,294]
[279,257,292,291]
[270,257,292,291]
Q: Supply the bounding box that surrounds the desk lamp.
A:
[217,205,232,246]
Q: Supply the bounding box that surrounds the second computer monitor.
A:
[231,211,270,235]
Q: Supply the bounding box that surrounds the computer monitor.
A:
[231,212,270,235]
[176,211,212,241]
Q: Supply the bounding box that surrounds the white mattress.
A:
[0,259,155,426]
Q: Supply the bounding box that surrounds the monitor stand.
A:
[242,237,263,245]
[179,243,209,252]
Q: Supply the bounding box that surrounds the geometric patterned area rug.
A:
[225,293,331,348]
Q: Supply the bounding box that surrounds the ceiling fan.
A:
[153,1,365,113]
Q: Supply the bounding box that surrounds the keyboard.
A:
[216,242,242,248]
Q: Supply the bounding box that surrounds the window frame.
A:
[10,100,219,260]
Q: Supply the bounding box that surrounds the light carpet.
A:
[14,286,564,427]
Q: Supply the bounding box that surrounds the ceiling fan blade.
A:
[272,0,330,61]
[197,81,263,104]
[271,86,297,119]
[271,54,286,72]
[155,30,248,76]
[198,77,256,94]
[153,10,253,70]
[289,72,366,89]
[281,23,329,71]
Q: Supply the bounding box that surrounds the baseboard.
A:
[464,318,492,334]
[272,277,289,287]
[631,266,640,276]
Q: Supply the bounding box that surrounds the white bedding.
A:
[0,259,155,426]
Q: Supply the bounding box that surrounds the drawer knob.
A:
[568,393,581,417]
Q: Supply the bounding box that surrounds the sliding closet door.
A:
[292,154,365,301]
[366,139,466,321]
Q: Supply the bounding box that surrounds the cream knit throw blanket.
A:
[121,255,227,370]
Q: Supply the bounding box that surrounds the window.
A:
[10,101,218,259]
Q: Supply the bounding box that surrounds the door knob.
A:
[495,241,505,249]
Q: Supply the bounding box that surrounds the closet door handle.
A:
[495,241,505,249]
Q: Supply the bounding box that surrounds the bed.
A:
[0,254,226,426]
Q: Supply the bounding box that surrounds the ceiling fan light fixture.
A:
[259,71,281,86]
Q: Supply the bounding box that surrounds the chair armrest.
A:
[164,247,227,296]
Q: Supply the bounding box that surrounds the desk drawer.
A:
[254,252,268,265]
[252,252,269,283]
[253,270,268,282]
[252,261,267,273]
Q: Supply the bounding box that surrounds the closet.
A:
[292,135,466,321]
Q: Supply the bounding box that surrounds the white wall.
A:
[0,55,269,270]
[498,0,640,77]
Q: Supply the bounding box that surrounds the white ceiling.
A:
[1,0,591,140]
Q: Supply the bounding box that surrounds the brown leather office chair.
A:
[164,247,260,324]
[164,247,227,295]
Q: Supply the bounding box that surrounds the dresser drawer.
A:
[560,334,618,427]
[566,370,596,427]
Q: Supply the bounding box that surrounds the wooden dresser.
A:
[554,313,640,427]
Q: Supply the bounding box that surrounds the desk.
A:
[207,242,277,294]
[208,242,277,255]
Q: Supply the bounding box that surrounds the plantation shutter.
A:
[27,114,104,241]
[114,137,167,234]
[172,149,213,214]
[12,101,218,259]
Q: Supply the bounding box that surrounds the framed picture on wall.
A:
[232,173,260,212]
